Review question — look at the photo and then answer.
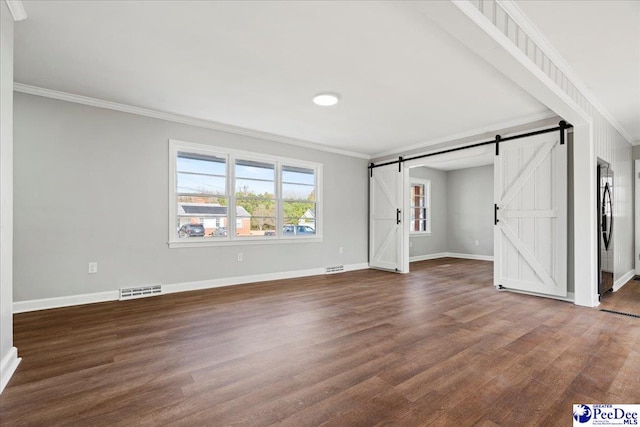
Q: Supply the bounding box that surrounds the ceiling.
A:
[410,145,495,171]
[517,0,640,144]
[12,1,638,158]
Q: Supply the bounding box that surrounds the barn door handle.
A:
[494,204,499,225]
[396,209,401,224]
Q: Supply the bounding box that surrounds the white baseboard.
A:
[163,262,369,294]
[0,347,21,394]
[613,270,636,292]
[446,252,494,262]
[409,252,449,262]
[344,263,370,272]
[13,290,119,314]
[13,263,370,313]
[410,252,493,263]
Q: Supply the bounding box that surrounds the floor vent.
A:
[600,309,640,319]
[634,276,640,281]
[119,285,162,301]
[325,265,344,274]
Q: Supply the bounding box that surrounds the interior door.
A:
[370,163,405,272]
[494,131,567,297]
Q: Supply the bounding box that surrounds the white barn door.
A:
[370,163,406,272]
[494,131,567,297]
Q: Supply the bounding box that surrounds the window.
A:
[169,140,321,247]
[282,165,316,235]
[410,178,430,234]
[235,159,276,238]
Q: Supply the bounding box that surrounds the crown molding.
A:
[371,110,557,159]
[497,0,635,146]
[13,83,371,160]
[5,0,27,21]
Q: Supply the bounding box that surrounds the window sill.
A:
[410,232,432,237]
[168,236,323,248]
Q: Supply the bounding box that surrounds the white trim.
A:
[13,290,119,313]
[408,177,431,235]
[372,110,557,158]
[410,252,494,263]
[168,237,323,249]
[446,252,494,262]
[12,263,369,313]
[5,1,27,21]
[498,0,635,146]
[164,263,369,294]
[636,160,640,274]
[613,270,636,293]
[0,347,21,394]
[410,253,448,262]
[13,83,370,160]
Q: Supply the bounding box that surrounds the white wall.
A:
[13,93,369,304]
[0,1,19,394]
[447,165,493,256]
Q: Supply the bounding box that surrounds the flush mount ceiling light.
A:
[313,93,340,106]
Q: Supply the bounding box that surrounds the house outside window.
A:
[169,140,322,247]
[410,178,430,234]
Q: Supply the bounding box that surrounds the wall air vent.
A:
[119,285,162,301]
[325,265,344,274]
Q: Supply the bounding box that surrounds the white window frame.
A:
[409,178,431,235]
[169,139,322,248]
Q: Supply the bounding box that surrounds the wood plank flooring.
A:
[599,276,640,317]
[2,258,640,426]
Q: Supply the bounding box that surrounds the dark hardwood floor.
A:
[600,276,640,317]
[2,258,640,426]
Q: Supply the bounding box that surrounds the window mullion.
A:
[276,162,282,238]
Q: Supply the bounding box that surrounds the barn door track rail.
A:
[369,121,572,174]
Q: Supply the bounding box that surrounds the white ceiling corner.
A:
[13,82,371,160]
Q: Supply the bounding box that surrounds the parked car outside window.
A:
[211,227,227,237]
[179,224,205,237]
[283,224,315,235]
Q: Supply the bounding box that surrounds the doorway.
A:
[368,123,570,301]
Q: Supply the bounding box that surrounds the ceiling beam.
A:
[5,1,26,22]
[412,0,591,127]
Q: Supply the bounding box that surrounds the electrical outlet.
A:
[88,262,98,274]
[409,241,413,248]
[237,252,243,262]
[339,246,343,254]
[475,240,480,246]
